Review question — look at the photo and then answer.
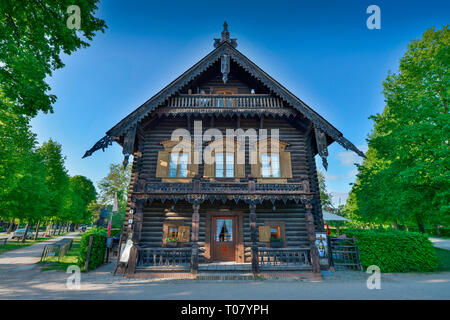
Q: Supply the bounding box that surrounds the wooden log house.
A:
[84,23,364,275]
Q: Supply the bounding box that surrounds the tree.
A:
[62,175,97,225]
[346,26,450,232]
[95,163,131,228]
[317,170,333,209]
[37,139,70,229]
[0,0,106,117]
[97,163,131,206]
[0,96,50,237]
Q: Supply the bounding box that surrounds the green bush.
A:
[345,229,438,273]
[109,228,121,237]
[78,227,107,271]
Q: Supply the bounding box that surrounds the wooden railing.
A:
[168,94,283,108]
[136,247,192,270]
[144,181,308,195]
[259,248,311,271]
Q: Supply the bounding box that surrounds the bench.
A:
[0,238,7,246]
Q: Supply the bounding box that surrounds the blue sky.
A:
[30,0,449,206]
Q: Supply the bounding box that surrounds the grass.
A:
[435,247,450,272]
[38,235,81,271]
[0,232,70,255]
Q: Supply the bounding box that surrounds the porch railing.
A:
[136,247,192,270]
[258,247,311,271]
[168,94,283,108]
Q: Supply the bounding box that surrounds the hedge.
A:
[345,229,438,273]
[78,227,107,271]
[109,228,121,237]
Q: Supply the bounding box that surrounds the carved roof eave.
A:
[99,42,364,158]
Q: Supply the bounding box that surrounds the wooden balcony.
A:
[142,180,311,196]
[168,94,283,108]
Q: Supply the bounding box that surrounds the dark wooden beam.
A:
[249,203,259,274]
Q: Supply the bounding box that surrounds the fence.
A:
[329,237,362,271]
[40,238,73,262]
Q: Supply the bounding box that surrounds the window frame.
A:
[215,152,235,178]
[168,152,189,178]
[264,221,286,248]
[261,153,281,178]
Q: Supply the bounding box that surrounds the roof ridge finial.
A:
[221,21,230,41]
[214,22,237,48]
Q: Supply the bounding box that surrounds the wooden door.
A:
[212,216,236,261]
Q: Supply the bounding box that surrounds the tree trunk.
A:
[435,224,441,237]
[58,223,62,235]
[416,215,425,233]
[6,220,14,233]
[34,220,41,241]
[15,221,21,231]
[21,223,29,243]
[393,221,399,229]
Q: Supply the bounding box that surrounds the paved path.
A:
[429,237,450,250]
[1,262,449,299]
[0,232,79,272]
[1,232,449,300]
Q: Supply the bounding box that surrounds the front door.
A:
[212,217,236,261]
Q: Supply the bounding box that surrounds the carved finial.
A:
[214,22,237,48]
[221,21,230,41]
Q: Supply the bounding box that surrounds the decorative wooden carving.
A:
[314,126,329,170]
[82,135,113,158]
[221,54,230,83]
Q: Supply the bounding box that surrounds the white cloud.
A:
[337,145,368,167]
[329,191,349,207]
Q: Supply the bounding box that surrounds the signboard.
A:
[315,232,329,266]
[119,239,133,263]
[258,226,271,242]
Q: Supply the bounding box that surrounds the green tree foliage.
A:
[346,26,450,231]
[0,97,49,225]
[37,139,69,222]
[62,175,97,224]
[317,170,332,209]
[97,163,131,205]
[0,0,106,116]
[92,163,131,228]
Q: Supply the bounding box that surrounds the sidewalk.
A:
[429,237,450,250]
[0,232,79,272]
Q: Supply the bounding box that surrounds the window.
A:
[261,153,281,178]
[168,226,178,239]
[215,153,234,178]
[270,226,281,239]
[168,153,188,177]
[216,219,233,242]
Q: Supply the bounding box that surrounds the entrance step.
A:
[198,262,252,272]
[196,273,255,280]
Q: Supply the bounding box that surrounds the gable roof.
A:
[86,34,364,159]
